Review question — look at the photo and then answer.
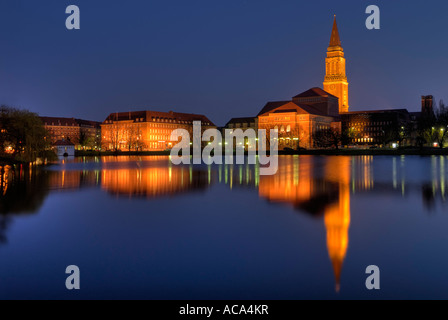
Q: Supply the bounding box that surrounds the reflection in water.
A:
[323,157,351,293]
[422,156,448,210]
[101,166,209,198]
[0,165,51,243]
[258,156,353,292]
[1,156,448,291]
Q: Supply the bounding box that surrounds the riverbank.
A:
[280,147,448,156]
[74,147,448,157]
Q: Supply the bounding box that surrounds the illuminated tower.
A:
[323,16,349,113]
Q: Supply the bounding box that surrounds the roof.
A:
[103,110,216,127]
[40,117,101,128]
[340,109,410,115]
[257,101,291,116]
[53,140,75,146]
[40,117,78,127]
[259,101,328,117]
[329,16,342,47]
[225,117,256,126]
[293,87,338,99]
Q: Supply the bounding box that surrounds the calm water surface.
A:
[0,155,447,299]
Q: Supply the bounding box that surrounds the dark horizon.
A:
[1,0,447,126]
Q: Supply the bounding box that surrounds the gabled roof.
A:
[257,101,291,116]
[225,117,256,127]
[293,87,338,99]
[259,101,327,117]
[53,140,75,146]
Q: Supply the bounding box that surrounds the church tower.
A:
[323,16,349,113]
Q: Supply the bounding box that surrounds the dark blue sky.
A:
[0,0,447,126]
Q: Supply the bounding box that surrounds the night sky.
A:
[0,0,447,126]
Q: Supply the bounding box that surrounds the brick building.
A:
[257,88,340,149]
[340,109,412,146]
[101,110,215,151]
[40,117,101,150]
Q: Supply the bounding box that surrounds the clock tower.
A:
[323,16,349,113]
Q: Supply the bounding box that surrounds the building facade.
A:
[40,117,101,150]
[323,16,349,113]
[340,109,412,146]
[257,88,339,149]
[253,17,351,150]
[101,110,215,151]
[53,140,75,157]
[224,117,258,132]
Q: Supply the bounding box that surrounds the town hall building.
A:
[255,16,348,149]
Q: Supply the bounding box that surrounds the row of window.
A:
[353,127,385,132]
[274,125,291,133]
[353,138,375,143]
[349,121,393,126]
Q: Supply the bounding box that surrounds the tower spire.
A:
[329,15,341,47]
[323,16,349,113]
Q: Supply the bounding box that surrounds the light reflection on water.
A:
[0,155,448,299]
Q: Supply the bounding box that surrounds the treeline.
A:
[0,106,57,164]
[415,101,448,148]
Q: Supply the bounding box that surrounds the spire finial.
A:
[329,16,341,47]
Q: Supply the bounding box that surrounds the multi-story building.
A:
[40,117,101,150]
[224,117,258,132]
[252,17,348,150]
[340,109,412,146]
[222,117,259,151]
[257,88,340,149]
[101,110,215,151]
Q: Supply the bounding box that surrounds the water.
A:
[0,155,447,300]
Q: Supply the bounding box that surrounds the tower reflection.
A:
[258,156,354,292]
[323,157,351,293]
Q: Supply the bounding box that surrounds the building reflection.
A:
[422,156,448,210]
[255,156,353,292]
[101,165,210,198]
[323,157,351,293]
[1,155,448,288]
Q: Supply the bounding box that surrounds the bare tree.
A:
[313,128,342,149]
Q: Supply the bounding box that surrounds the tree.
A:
[434,100,448,148]
[0,106,56,163]
[79,129,95,150]
[415,112,435,148]
[415,99,448,148]
[341,126,359,146]
[105,123,122,152]
[313,128,342,149]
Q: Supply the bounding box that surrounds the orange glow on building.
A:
[323,16,349,113]
[101,110,215,151]
[257,90,339,150]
